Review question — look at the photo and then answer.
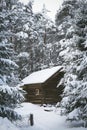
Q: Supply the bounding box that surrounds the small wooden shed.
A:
[21,66,64,104]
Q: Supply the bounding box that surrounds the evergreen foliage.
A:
[55,0,87,126]
[1,0,87,126]
[0,0,24,121]
[14,3,58,79]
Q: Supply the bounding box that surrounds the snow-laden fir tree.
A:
[0,0,24,121]
[13,1,38,79]
[14,2,58,80]
[56,0,87,126]
[33,4,58,70]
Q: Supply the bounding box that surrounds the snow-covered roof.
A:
[22,66,63,84]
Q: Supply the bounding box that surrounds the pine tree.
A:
[14,2,58,79]
[56,0,87,126]
[33,5,58,69]
[0,0,24,121]
[13,1,38,79]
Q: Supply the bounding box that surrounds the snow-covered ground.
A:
[0,103,86,130]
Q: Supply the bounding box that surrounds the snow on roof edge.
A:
[22,66,63,85]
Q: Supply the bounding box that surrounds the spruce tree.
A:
[0,0,24,121]
[56,0,87,126]
[15,2,58,79]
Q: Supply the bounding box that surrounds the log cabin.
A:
[21,66,65,104]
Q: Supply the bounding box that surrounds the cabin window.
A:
[35,89,39,95]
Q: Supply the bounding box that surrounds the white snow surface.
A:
[22,66,62,84]
[0,103,86,130]
[17,52,29,58]
[0,117,18,130]
[16,31,28,39]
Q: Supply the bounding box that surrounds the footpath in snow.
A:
[15,103,86,130]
